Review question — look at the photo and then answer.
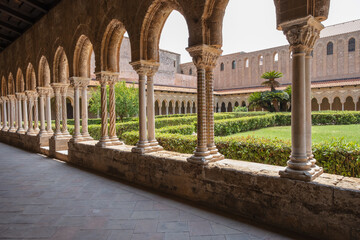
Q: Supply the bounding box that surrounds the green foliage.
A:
[261,70,283,92]
[234,106,248,112]
[88,81,139,122]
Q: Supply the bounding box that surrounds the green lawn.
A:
[229,124,360,144]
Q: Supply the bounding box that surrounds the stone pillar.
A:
[130,62,152,154]
[95,73,111,147]
[15,97,18,129]
[37,88,47,136]
[279,16,323,181]
[26,91,35,135]
[8,95,16,132]
[107,74,122,145]
[7,97,11,131]
[1,97,8,131]
[147,65,162,151]
[165,103,169,115]
[23,94,28,132]
[70,78,83,143]
[0,100,2,129]
[318,103,321,111]
[16,93,25,134]
[45,89,53,135]
[34,94,39,133]
[60,86,70,137]
[186,45,217,164]
[341,102,345,111]
[51,83,63,138]
[80,79,93,141]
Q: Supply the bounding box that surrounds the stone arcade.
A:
[0,0,359,239]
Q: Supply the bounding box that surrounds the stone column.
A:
[8,95,16,132]
[318,104,321,111]
[107,74,122,145]
[1,97,8,131]
[70,78,83,143]
[95,73,111,147]
[60,85,70,137]
[7,97,11,131]
[186,45,214,164]
[165,103,169,115]
[23,94,28,132]
[16,93,25,134]
[0,100,2,129]
[147,65,162,151]
[45,88,53,135]
[130,62,151,154]
[80,79,93,141]
[279,16,323,181]
[15,97,18,129]
[341,102,345,111]
[33,94,39,133]
[51,83,62,138]
[26,91,35,135]
[37,88,47,136]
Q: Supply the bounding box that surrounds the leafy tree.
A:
[261,71,283,92]
[234,106,248,112]
[89,81,139,121]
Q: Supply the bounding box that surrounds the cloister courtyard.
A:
[0,0,359,239]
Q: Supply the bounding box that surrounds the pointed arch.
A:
[53,46,69,83]
[8,73,15,95]
[26,63,37,91]
[1,76,7,96]
[101,19,127,72]
[16,68,25,93]
[73,35,94,77]
[140,0,184,61]
[38,56,51,87]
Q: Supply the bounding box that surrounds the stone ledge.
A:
[67,141,360,240]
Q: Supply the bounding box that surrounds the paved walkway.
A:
[0,143,307,240]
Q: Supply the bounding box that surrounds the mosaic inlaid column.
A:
[1,97,8,131]
[16,93,25,134]
[107,74,122,145]
[70,78,83,143]
[131,62,151,154]
[45,88,53,135]
[37,88,47,136]
[147,64,162,151]
[51,83,62,138]
[205,46,224,161]
[60,85,70,137]
[186,46,213,164]
[279,16,323,181]
[95,73,112,147]
[26,91,35,136]
[80,79,93,141]
[8,95,16,132]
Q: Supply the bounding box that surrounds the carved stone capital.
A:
[8,95,16,101]
[95,71,119,85]
[280,16,324,53]
[130,60,160,77]
[1,96,8,101]
[37,87,53,96]
[15,92,25,100]
[70,77,90,88]
[51,83,68,95]
[25,90,37,99]
[186,45,222,70]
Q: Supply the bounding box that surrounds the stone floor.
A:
[0,142,309,240]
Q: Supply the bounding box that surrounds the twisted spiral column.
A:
[95,74,111,147]
[107,75,122,145]
[51,85,62,137]
[37,89,46,136]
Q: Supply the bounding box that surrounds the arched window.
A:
[348,38,355,52]
[274,53,278,62]
[220,62,224,71]
[327,42,333,55]
[245,58,249,68]
[259,55,263,66]
[189,68,192,75]
[232,60,236,69]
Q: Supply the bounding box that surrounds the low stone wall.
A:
[68,141,360,240]
[0,131,50,153]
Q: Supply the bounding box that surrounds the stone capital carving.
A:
[70,77,90,88]
[186,45,222,70]
[37,87,53,96]
[130,60,160,77]
[1,96,8,101]
[25,90,37,99]
[8,95,16,101]
[15,92,25,100]
[95,71,119,85]
[280,16,324,53]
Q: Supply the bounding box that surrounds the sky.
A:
[159,0,360,64]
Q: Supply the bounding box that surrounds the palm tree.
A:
[261,71,283,92]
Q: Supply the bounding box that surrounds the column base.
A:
[95,136,114,148]
[149,140,163,152]
[81,133,94,142]
[2,127,9,131]
[279,165,323,182]
[208,145,224,161]
[109,136,123,146]
[8,127,16,133]
[70,135,85,144]
[16,128,26,134]
[187,148,213,165]
[26,131,37,136]
[132,141,153,154]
